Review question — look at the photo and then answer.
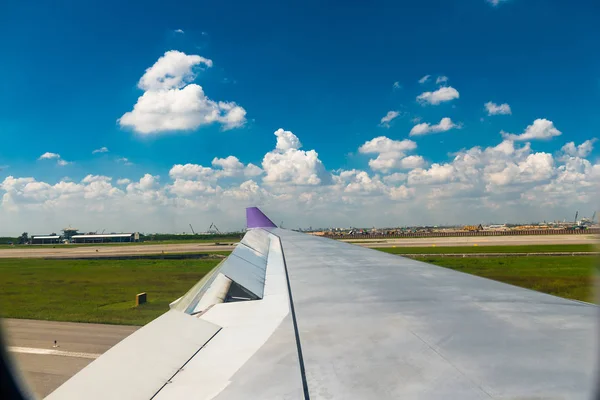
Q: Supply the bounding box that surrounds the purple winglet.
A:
[246,207,277,228]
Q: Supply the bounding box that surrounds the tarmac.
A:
[1,319,138,398]
[0,234,597,259]
[0,243,237,258]
[344,234,599,247]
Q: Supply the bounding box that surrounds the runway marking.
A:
[8,346,101,359]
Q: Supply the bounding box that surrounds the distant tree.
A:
[19,232,29,244]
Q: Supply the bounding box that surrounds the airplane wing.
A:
[45,207,597,399]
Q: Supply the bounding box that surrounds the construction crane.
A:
[189,224,196,235]
[208,223,221,234]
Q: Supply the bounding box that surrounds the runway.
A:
[0,243,237,258]
[1,318,138,398]
[343,234,599,247]
[0,234,597,259]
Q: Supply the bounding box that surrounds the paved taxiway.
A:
[2,319,138,398]
[0,243,237,258]
[344,234,598,247]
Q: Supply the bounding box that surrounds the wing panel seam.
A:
[149,327,222,400]
[271,232,311,400]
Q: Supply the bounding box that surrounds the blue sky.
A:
[0,0,599,233]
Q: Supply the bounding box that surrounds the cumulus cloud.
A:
[392,81,401,90]
[399,155,426,169]
[486,153,554,186]
[560,139,596,159]
[502,118,562,141]
[92,147,109,154]
[408,163,455,185]
[38,152,60,160]
[409,117,460,136]
[274,128,302,151]
[82,175,111,183]
[1,128,599,233]
[262,129,331,186]
[359,137,421,172]
[175,29,184,34]
[38,152,71,166]
[118,50,246,134]
[212,156,263,178]
[418,75,430,84]
[485,102,511,116]
[379,111,400,128]
[416,86,460,105]
[383,172,407,184]
[436,76,448,84]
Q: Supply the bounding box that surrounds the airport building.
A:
[31,235,61,245]
[70,233,139,244]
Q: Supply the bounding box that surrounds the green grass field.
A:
[0,245,597,326]
[0,257,221,325]
[375,244,596,254]
[412,256,597,303]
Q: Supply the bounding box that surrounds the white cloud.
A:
[359,137,421,172]
[175,29,184,34]
[389,185,415,200]
[169,163,215,180]
[502,118,562,141]
[359,137,417,155]
[560,139,596,158]
[416,86,460,105]
[392,81,401,90]
[262,129,331,186]
[408,163,455,185]
[274,128,302,151]
[118,50,246,134]
[138,50,212,91]
[117,157,133,166]
[486,153,554,186]
[82,175,111,183]
[38,152,60,160]
[38,152,70,166]
[339,170,388,195]
[2,129,599,234]
[436,76,448,84]
[92,147,109,154]
[409,117,460,136]
[383,172,407,184]
[399,155,426,169]
[212,156,263,178]
[485,102,512,116]
[418,75,430,84]
[380,111,400,127]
